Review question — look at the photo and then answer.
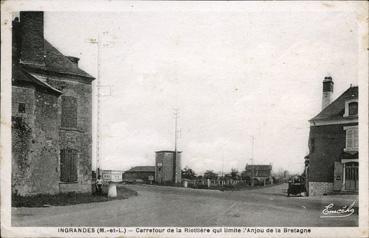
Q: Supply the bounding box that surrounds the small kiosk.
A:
[102,170,122,198]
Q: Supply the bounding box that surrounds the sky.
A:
[43,4,359,175]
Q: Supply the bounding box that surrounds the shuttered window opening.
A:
[60,149,78,182]
[345,127,358,151]
[61,96,77,128]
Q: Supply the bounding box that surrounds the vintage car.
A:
[287,176,306,197]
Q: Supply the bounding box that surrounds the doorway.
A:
[344,162,358,191]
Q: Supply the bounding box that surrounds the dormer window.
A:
[348,102,358,116]
[343,99,358,117]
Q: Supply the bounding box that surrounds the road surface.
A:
[12,183,358,227]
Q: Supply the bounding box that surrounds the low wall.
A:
[308,182,333,196]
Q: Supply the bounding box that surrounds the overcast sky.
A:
[43,4,359,175]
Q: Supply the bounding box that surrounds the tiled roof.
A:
[43,40,94,79]
[126,166,155,172]
[21,40,94,79]
[310,86,358,122]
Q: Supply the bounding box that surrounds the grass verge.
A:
[12,186,137,207]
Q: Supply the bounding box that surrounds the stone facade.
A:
[12,84,61,195]
[155,151,182,184]
[11,12,95,196]
[308,182,333,196]
[47,75,93,193]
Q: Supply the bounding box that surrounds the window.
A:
[348,102,358,116]
[344,126,358,152]
[18,103,26,113]
[344,100,358,117]
[61,96,77,128]
[60,149,78,182]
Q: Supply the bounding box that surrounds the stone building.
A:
[306,76,358,196]
[11,12,95,195]
[155,151,182,184]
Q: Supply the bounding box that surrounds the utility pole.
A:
[173,109,179,183]
[88,31,114,180]
[250,135,255,186]
[88,32,108,178]
[220,153,224,187]
[96,33,102,177]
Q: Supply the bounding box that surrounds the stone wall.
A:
[12,72,93,195]
[12,86,35,195]
[48,75,93,193]
[308,182,333,196]
[12,85,61,195]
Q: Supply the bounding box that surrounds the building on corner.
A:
[11,12,95,195]
[306,76,358,196]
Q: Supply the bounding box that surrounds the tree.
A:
[204,170,218,180]
[182,166,196,179]
[230,168,239,179]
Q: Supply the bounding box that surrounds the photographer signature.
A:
[320,200,356,218]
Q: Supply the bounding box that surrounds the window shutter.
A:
[60,149,78,182]
[60,150,67,182]
[345,127,358,151]
[66,149,72,182]
[353,128,358,149]
[346,129,353,149]
[70,150,78,182]
[61,96,78,128]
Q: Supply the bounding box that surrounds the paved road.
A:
[12,183,358,227]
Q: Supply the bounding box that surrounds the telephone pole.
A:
[88,32,110,177]
[173,109,179,183]
[250,135,255,186]
[96,33,102,177]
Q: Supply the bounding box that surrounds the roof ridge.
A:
[310,86,358,122]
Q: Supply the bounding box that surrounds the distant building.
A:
[244,164,272,186]
[306,77,358,196]
[11,12,95,195]
[155,151,182,184]
[123,166,155,183]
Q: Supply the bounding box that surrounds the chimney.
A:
[12,17,22,65]
[19,11,45,67]
[322,76,334,109]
